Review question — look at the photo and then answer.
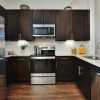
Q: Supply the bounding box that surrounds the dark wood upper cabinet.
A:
[5,9,90,41]
[0,5,5,17]
[5,10,21,41]
[43,10,55,24]
[33,10,55,24]
[33,10,44,24]
[55,10,71,41]
[20,10,33,40]
[55,10,90,41]
[5,10,33,41]
[72,10,90,41]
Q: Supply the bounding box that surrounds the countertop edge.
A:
[4,54,100,68]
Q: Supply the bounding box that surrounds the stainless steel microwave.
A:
[33,24,55,37]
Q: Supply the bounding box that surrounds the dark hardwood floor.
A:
[7,82,85,100]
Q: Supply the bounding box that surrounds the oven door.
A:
[30,56,56,73]
[30,56,56,84]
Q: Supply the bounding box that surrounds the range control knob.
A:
[51,46,55,49]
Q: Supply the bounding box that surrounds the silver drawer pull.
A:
[17,59,25,61]
[97,73,100,76]
[78,66,83,76]
[0,58,5,60]
[61,58,68,60]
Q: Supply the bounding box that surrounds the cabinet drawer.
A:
[56,56,74,61]
[31,77,56,84]
[10,56,30,61]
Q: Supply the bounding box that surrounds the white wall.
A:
[2,0,87,9]
[0,0,95,55]
[0,0,2,5]
[88,0,95,54]
[95,0,100,54]
[0,0,4,8]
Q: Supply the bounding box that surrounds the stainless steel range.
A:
[30,45,56,84]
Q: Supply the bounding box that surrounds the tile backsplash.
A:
[5,38,90,55]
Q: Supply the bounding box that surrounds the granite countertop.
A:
[4,54,30,58]
[56,54,100,68]
[4,53,100,68]
[75,54,100,68]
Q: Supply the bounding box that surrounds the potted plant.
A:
[20,43,28,50]
[64,0,80,10]
[64,6,72,10]
[18,40,28,54]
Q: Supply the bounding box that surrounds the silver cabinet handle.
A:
[0,58,5,60]
[17,59,25,61]
[78,66,83,76]
[97,73,100,76]
[18,33,21,40]
[61,58,68,60]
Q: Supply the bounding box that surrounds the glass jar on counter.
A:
[71,47,76,54]
[78,44,86,54]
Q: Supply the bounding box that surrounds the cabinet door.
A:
[55,10,71,41]
[33,10,55,24]
[11,57,30,83]
[6,58,13,85]
[73,57,79,81]
[0,5,5,18]
[33,10,44,24]
[83,65,91,100]
[44,10,55,24]
[21,10,33,40]
[77,60,91,100]
[72,10,90,41]
[56,57,74,82]
[0,59,7,100]
[5,10,21,41]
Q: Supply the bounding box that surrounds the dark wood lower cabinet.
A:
[56,56,74,82]
[56,56,91,100]
[76,58,91,100]
[6,57,13,85]
[6,57,30,84]
[6,56,92,100]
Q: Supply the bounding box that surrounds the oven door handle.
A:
[30,57,55,59]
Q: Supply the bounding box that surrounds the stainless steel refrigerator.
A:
[0,15,7,100]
